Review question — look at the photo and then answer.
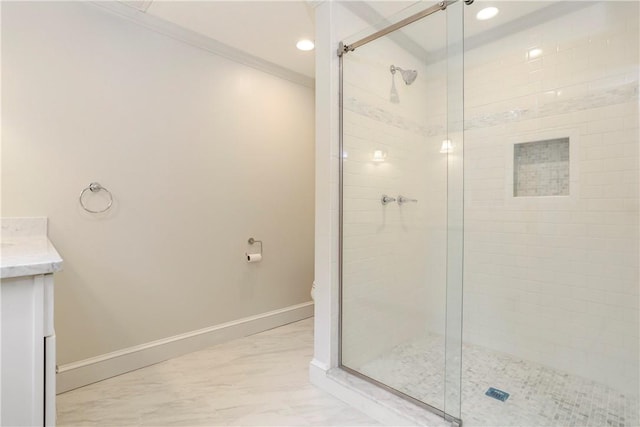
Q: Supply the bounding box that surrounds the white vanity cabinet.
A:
[1,218,62,427]
[1,274,57,426]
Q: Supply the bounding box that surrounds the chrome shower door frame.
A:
[337,0,466,425]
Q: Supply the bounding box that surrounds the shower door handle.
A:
[397,195,417,205]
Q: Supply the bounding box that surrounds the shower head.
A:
[390,64,417,85]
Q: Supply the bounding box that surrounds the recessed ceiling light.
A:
[296,39,315,51]
[476,7,499,21]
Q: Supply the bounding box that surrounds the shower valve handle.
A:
[398,195,418,205]
[381,195,396,205]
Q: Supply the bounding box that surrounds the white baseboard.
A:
[57,301,314,394]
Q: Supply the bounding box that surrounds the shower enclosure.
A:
[338,1,639,426]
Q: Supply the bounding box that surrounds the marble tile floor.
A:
[57,318,379,426]
[359,334,640,427]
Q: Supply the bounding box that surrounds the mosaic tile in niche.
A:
[514,138,570,197]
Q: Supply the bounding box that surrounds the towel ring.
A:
[79,182,113,213]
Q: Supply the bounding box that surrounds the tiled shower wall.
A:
[339,0,638,399]
[463,1,639,395]
[341,27,449,369]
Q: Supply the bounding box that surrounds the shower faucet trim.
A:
[381,194,397,205]
[397,195,418,205]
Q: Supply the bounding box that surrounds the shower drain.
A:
[485,387,510,402]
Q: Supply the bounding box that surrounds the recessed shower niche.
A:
[513,137,570,197]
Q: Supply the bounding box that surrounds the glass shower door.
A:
[339,1,464,421]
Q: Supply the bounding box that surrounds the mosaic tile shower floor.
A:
[359,335,639,427]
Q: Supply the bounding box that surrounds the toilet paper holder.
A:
[248,237,263,255]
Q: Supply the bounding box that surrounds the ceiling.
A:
[135,1,318,78]
[121,0,422,79]
[120,1,583,80]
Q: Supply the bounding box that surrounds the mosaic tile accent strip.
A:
[359,334,639,427]
[345,82,637,135]
[514,138,570,197]
[464,81,638,130]
[344,96,445,137]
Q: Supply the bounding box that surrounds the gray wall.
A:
[1,1,315,365]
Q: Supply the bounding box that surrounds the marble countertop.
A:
[1,218,63,279]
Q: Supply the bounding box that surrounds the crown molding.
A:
[90,1,315,89]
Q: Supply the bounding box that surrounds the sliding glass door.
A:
[339,1,464,421]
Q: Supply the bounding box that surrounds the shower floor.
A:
[359,335,639,427]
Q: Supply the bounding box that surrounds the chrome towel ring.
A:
[79,182,113,213]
